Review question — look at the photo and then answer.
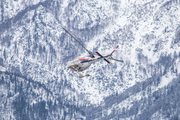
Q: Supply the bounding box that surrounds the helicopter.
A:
[63,28,123,78]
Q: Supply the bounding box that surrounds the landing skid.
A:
[79,74,90,78]
[68,65,77,69]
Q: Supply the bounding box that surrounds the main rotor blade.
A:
[63,28,94,56]
[96,51,110,64]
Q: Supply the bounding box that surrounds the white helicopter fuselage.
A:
[63,28,123,77]
[67,54,109,72]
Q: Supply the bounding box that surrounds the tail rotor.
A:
[109,45,124,63]
[110,45,119,56]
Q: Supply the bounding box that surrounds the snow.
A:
[158,72,176,89]
[0,66,6,71]
[1,0,180,119]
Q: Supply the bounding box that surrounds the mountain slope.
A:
[0,0,180,119]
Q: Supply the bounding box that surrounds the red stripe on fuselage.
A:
[79,58,89,60]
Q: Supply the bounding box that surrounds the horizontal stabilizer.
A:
[110,57,124,63]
